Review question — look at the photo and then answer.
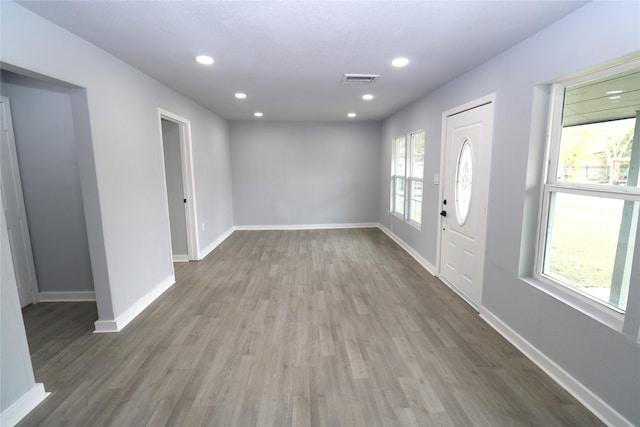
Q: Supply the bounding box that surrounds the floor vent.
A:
[343,74,380,84]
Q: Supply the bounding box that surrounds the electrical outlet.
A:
[201,222,205,231]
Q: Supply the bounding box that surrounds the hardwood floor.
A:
[19,228,603,426]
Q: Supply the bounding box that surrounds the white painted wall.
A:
[381,2,640,424]
[1,71,95,294]
[230,120,381,226]
[0,195,46,423]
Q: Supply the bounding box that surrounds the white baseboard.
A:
[93,319,119,333]
[37,291,96,302]
[93,275,175,333]
[234,222,379,231]
[0,383,49,427]
[198,226,235,260]
[377,225,437,275]
[479,307,633,427]
[172,254,189,262]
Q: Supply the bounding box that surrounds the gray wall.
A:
[381,2,640,424]
[1,71,94,293]
[230,121,381,226]
[161,119,188,256]
[0,195,38,415]
[1,2,234,320]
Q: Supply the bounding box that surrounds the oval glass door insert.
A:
[455,139,473,224]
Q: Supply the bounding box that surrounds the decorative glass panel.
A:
[455,139,473,224]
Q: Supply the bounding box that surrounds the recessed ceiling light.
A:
[348,113,357,118]
[392,57,409,67]
[235,93,247,99]
[195,55,214,65]
[362,94,374,100]
[606,90,623,95]
[254,112,264,117]
[608,95,621,100]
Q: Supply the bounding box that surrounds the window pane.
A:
[411,131,425,179]
[558,118,637,186]
[395,196,405,215]
[394,137,406,176]
[544,192,638,311]
[558,67,639,186]
[409,180,423,224]
[394,178,405,215]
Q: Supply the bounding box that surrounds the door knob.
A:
[440,210,447,217]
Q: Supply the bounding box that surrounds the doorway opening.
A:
[158,110,198,262]
[1,71,97,308]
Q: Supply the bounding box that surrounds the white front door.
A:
[1,96,37,307]
[439,99,494,308]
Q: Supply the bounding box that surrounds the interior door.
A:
[0,96,38,307]
[439,101,494,308]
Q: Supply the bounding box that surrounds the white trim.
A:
[535,59,640,327]
[531,273,625,330]
[390,211,405,222]
[234,223,379,231]
[93,319,118,333]
[479,307,634,427]
[378,224,437,275]
[37,291,96,302]
[93,275,175,333]
[172,255,189,263]
[0,383,49,427]
[197,226,235,260]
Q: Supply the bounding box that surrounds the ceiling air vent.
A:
[343,74,380,85]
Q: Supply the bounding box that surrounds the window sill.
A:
[391,211,405,221]
[408,220,421,231]
[520,275,624,333]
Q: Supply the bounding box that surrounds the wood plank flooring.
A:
[18,228,603,426]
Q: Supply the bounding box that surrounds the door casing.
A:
[157,109,198,263]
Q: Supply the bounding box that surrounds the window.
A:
[537,62,640,317]
[409,130,425,225]
[391,131,425,226]
[391,135,406,216]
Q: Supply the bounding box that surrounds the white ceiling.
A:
[17,1,588,121]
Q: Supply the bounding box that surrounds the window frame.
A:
[534,60,640,327]
[390,135,407,219]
